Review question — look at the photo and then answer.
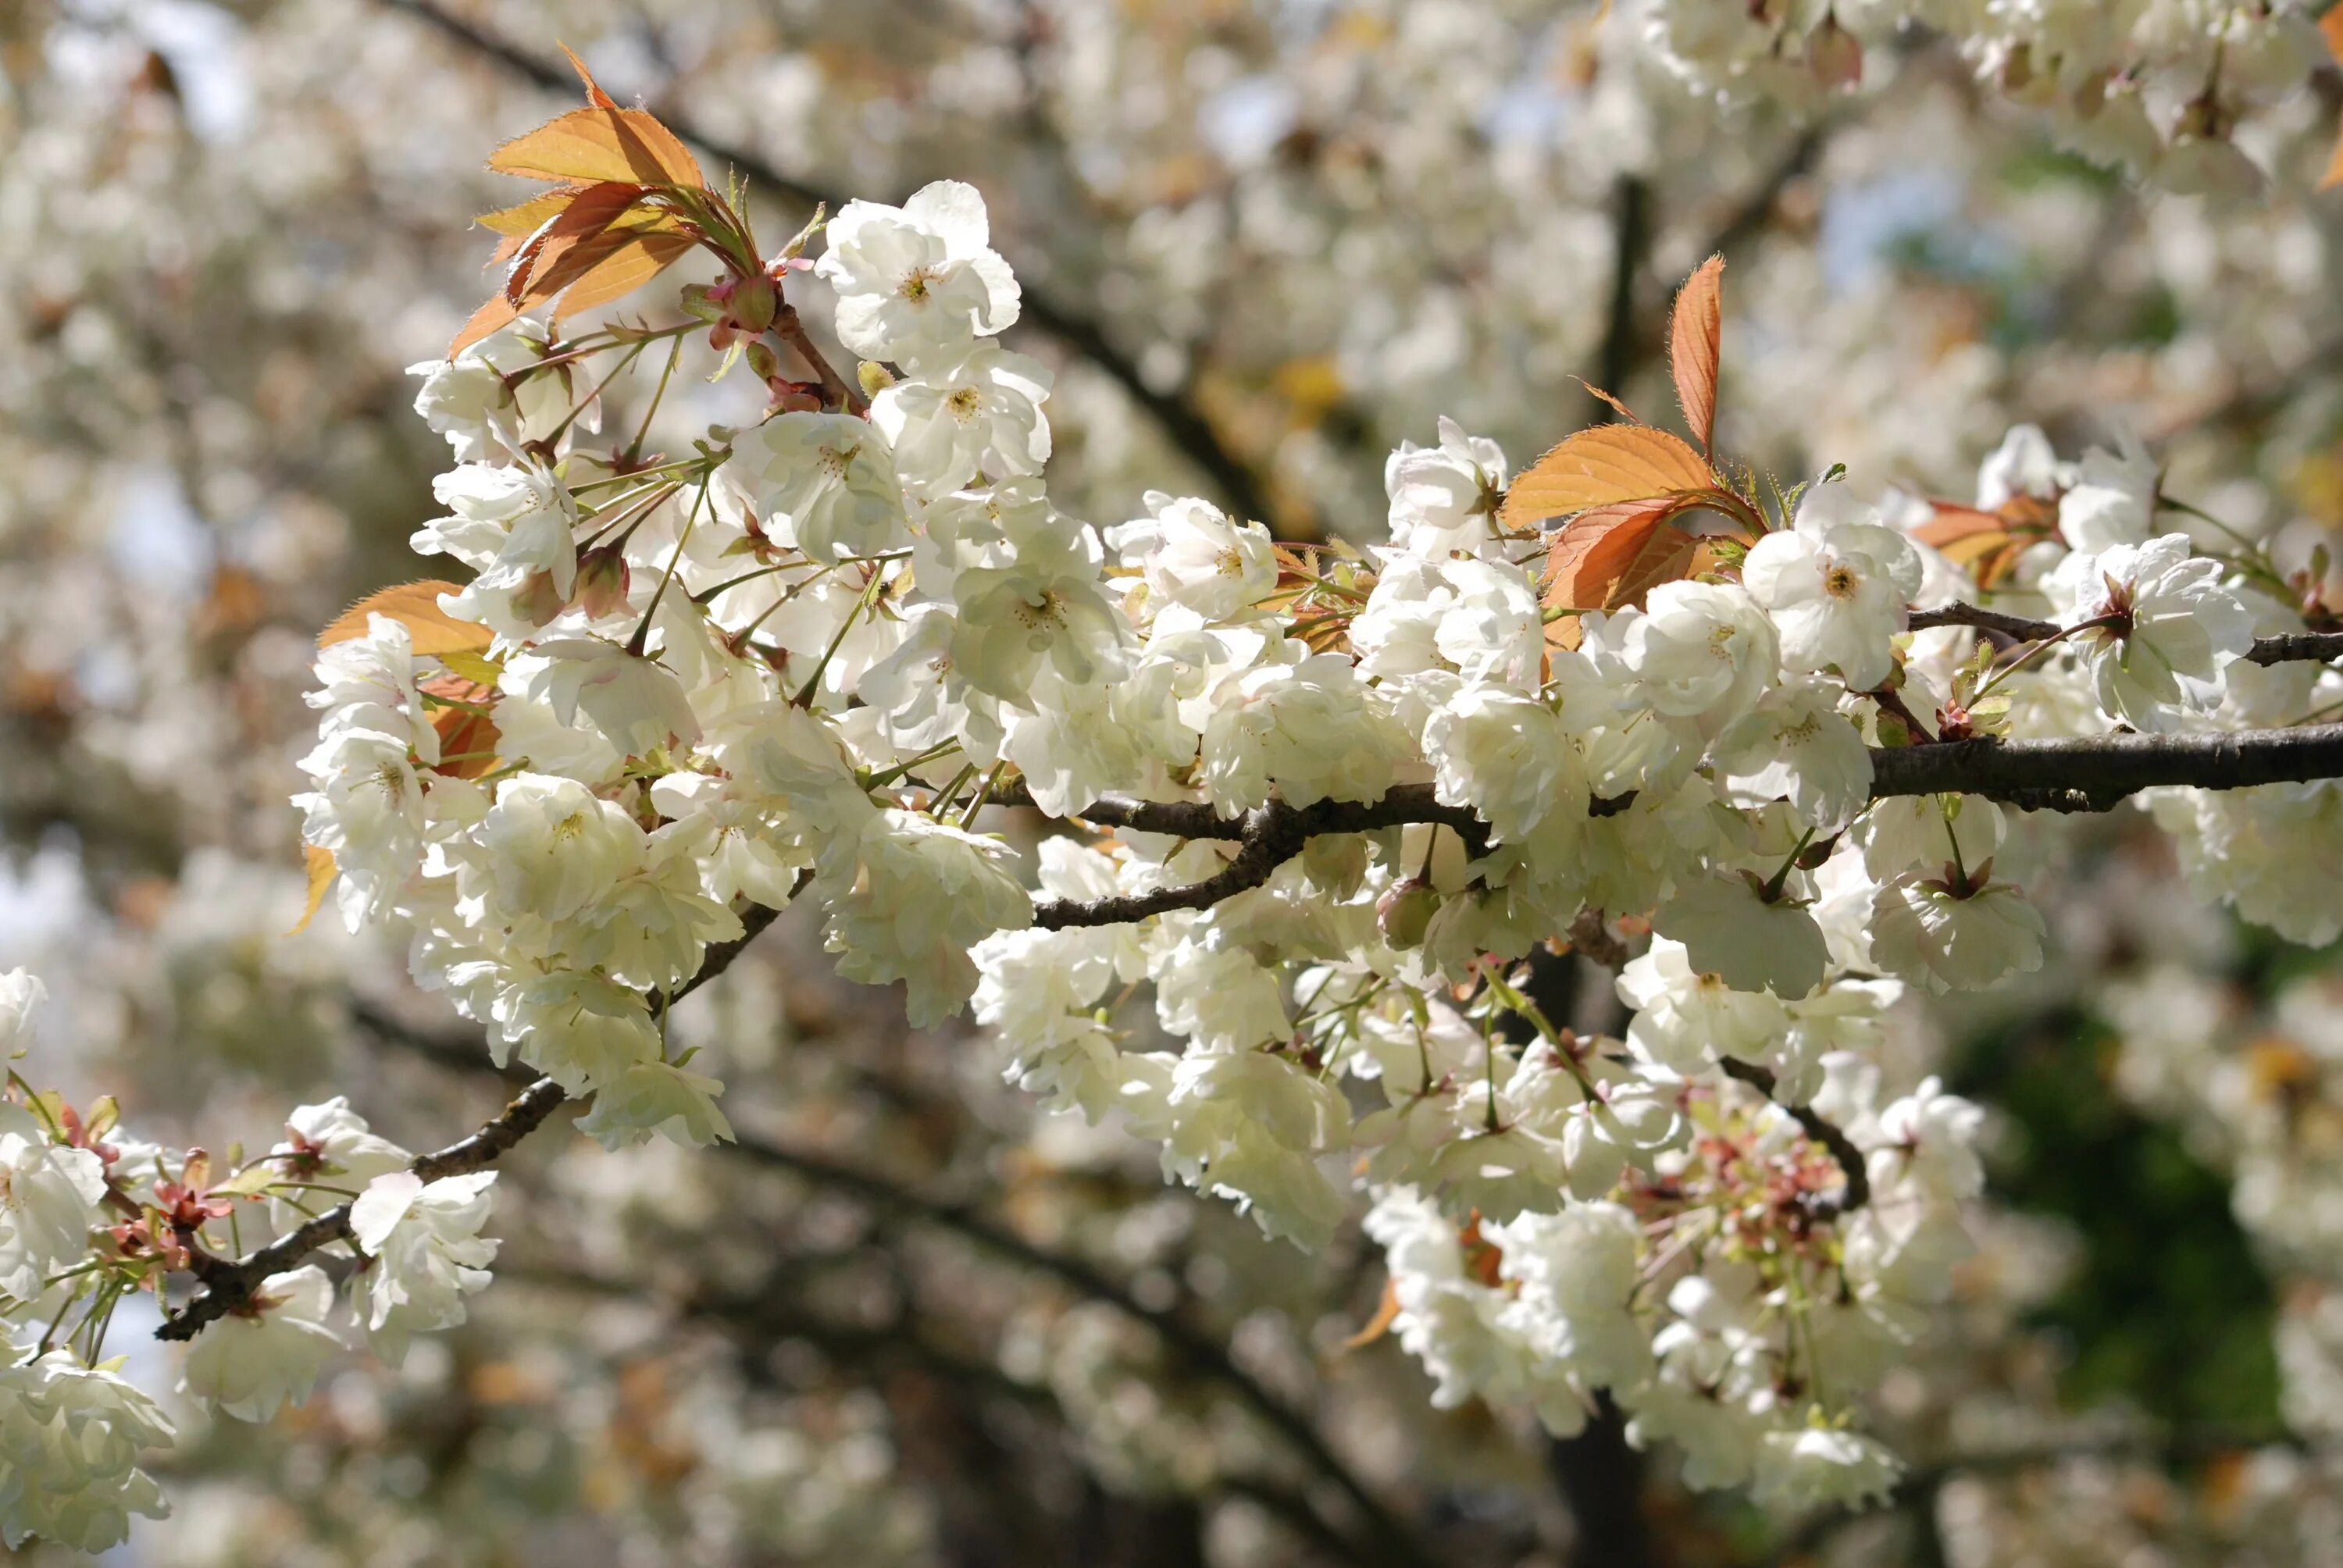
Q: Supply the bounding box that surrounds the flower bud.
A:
[1808,18,1861,91]
[1377,875,1439,950]
[728,273,779,337]
[574,545,632,619]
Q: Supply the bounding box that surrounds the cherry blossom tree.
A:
[7,2,2343,1563]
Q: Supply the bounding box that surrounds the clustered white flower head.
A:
[1634,0,2326,191]
[8,155,2341,1552]
[0,960,501,1548]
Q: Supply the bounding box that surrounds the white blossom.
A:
[0,1105,107,1299]
[179,1265,343,1422]
[348,1170,501,1364]
[815,180,1020,361]
[2044,533,2256,732]
[0,1346,174,1552]
[870,344,1052,498]
[1740,503,1920,691]
[1385,416,1506,559]
[1869,872,2048,994]
[724,412,908,562]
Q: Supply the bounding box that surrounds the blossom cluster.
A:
[0,964,495,1548]
[1636,0,2331,191]
[4,155,2340,1548]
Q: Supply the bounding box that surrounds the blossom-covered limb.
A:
[1025,720,2343,929]
[1911,602,2343,666]
[158,904,784,1342]
[157,1078,564,1343]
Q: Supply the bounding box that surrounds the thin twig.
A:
[1908,602,2343,667]
[358,1000,1433,1567]
[155,903,785,1342]
[1717,1057,1870,1217]
[376,0,1272,523]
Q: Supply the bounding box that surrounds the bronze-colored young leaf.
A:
[2321,11,2343,187]
[1914,497,2056,593]
[559,42,621,111]
[502,180,649,307]
[1499,424,1716,529]
[449,293,524,358]
[422,671,505,780]
[551,232,697,323]
[1572,377,1640,424]
[488,105,704,191]
[1342,1279,1403,1351]
[1667,254,1725,451]
[320,581,495,657]
[478,187,585,242]
[286,845,337,937]
[1542,494,1711,614]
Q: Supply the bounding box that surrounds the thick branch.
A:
[1022,716,2343,927]
[156,903,783,1342]
[1868,724,2343,812]
[1717,1057,1870,1217]
[378,0,1272,524]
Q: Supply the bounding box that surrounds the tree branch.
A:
[1908,602,2343,667]
[155,902,785,1342]
[1867,724,2343,812]
[1019,715,2343,927]
[355,1000,1432,1568]
[376,0,1273,524]
[1029,788,1488,931]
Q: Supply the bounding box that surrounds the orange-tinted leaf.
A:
[2323,122,2343,191]
[1573,377,1640,424]
[551,231,696,322]
[489,105,704,191]
[450,292,523,357]
[423,672,505,780]
[2322,5,2343,64]
[1667,255,1725,451]
[1542,494,1712,612]
[321,581,495,656]
[478,186,586,241]
[1910,501,2008,554]
[1914,497,2057,592]
[1499,424,1715,529]
[560,42,621,110]
[1458,1217,1505,1288]
[1343,1279,1403,1352]
[508,181,651,307]
[287,846,337,937]
[1609,522,1703,611]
